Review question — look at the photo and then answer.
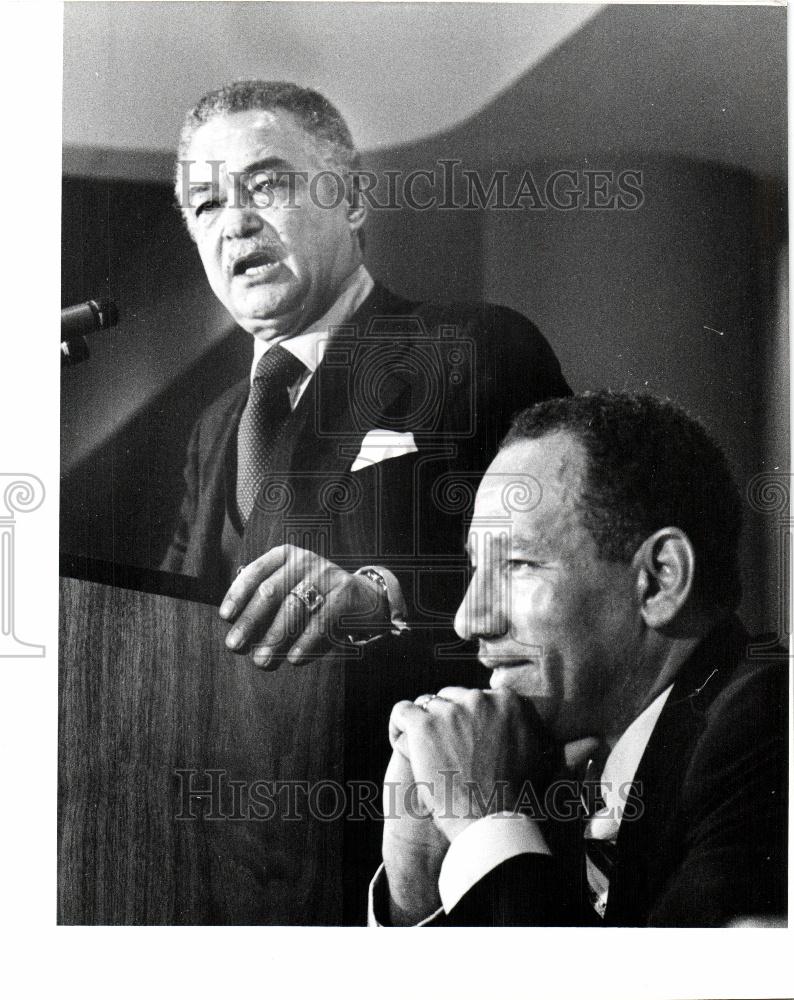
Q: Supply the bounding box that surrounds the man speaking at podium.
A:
[163,80,569,674]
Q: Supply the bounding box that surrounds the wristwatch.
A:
[347,565,409,646]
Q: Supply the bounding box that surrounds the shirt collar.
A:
[250,264,374,383]
[587,684,673,838]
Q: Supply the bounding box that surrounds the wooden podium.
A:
[58,559,344,924]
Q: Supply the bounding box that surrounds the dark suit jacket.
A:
[162,282,571,921]
[163,282,570,609]
[423,617,788,927]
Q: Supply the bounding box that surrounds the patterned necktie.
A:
[236,344,305,524]
[581,755,617,919]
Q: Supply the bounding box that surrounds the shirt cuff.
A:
[438,812,550,913]
[367,863,444,927]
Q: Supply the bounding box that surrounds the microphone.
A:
[61,299,119,367]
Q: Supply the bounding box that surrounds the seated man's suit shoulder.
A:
[683,654,787,789]
[658,650,788,925]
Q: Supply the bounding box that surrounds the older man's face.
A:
[454,432,641,742]
[182,109,362,339]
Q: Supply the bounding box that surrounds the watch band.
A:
[347,565,409,645]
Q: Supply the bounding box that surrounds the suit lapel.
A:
[186,379,247,580]
[221,380,249,515]
[604,617,747,924]
[239,283,416,560]
[289,281,417,465]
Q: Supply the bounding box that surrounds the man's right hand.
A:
[381,740,448,926]
[220,545,389,668]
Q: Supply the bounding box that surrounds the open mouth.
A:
[231,249,282,278]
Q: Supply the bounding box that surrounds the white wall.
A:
[63,1,600,155]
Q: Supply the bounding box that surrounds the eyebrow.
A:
[188,156,297,188]
[464,529,513,559]
[239,156,296,176]
[186,157,301,207]
[186,183,216,199]
[471,531,545,552]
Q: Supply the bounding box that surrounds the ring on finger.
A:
[418,693,440,711]
[289,580,325,614]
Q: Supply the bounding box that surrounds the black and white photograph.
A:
[1,0,791,995]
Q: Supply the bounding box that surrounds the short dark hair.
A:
[176,79,359,181]
[503,391,743,611]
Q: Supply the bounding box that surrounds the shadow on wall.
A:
[60,328,250,570]
[60,3,788,633]
[61,153,787,637]
[60,177,251,567]
[364,151,788,637]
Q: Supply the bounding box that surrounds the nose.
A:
[454,567,508,642]
[221,202,265,240]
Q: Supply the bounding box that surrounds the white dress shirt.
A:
[250,263,374,406]
[246,263,406,636]
[369,685,673,925]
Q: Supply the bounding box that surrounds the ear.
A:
[345,175,367,232]
[633,528,696,629]
[346,197,366,232]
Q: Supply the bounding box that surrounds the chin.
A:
[488,667,519,692]
[234,289,294,320]
[232,276,304,317]
[490,672,536,700]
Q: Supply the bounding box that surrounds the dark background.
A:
[61,4,788,634]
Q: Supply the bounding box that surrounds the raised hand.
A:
[389,686,558,843]
[381,737,447,925]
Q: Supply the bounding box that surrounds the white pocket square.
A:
[350,430,418,472]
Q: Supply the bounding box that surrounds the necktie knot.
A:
[252,343,306,396]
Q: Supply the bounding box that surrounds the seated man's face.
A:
[182,109,362,339]
[454,431,640,742]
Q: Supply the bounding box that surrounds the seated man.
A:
[372,390,787,926]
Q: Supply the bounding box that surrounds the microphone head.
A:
[60,299,120,367]
[61,336,90,367]
[61,299,120,339]
[94,299,119,330]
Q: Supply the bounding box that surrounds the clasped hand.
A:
[219,544,388,669]
[381,686,555,924]
[388,687,554,843]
